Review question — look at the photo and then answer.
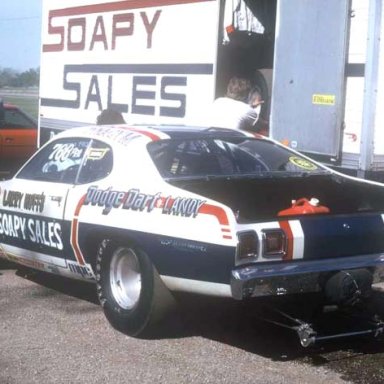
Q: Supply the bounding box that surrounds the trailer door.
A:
[271,0,350,161]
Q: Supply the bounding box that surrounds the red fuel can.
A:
[278,198,330,217]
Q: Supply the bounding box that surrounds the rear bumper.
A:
[230,253,384,300]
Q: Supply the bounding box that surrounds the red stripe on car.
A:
[70,195,86,266]
[279,220,294,260]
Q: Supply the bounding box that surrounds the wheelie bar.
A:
[296,320,384,347]
[257,306,384,347]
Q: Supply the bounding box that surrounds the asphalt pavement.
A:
[1,264,384,384]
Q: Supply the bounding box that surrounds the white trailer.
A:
[39,0,384,180]
[271,0,384,181]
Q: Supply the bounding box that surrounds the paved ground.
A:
[2,263,384,384]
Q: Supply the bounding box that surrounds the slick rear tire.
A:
[95,239,174,337]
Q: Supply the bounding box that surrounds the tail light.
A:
[262,229,287,257]
[237,231,259,261]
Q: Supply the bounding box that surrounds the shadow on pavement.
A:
[15,267,98,305]
[0,259,17,270]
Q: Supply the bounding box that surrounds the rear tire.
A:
[95,239,174,337]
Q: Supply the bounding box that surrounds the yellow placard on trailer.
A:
[312,94,336,106]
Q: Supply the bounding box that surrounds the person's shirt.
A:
[209,97,259,131]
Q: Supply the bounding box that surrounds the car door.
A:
[0,137,90,273]
[0,107,37,161]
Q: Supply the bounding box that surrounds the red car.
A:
[0,100,37,176]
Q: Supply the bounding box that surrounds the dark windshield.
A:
[147,137,329,179]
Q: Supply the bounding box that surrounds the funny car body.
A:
[1,124,384,344]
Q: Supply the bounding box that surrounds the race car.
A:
[1,124,384,342]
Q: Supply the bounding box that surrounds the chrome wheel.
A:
[109,247,141,310]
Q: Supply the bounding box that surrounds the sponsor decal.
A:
[288,156,318,171]
[24,193,46,213]
[0,212,63,250]
[312,94,335,106]
[88,126,166,144]
[160,239,207,253]
[89,126,143,145]
[83,186,206,218]
[2,190,23,209]
[49,143,84,162]
[87,147,110,160]
[160,196,205,218]
[2,190,46,213]
[67,260,95,280]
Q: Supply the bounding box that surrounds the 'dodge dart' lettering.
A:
[84,186,126,214]
[122,189,161,212]
[83,186,205,218]
[84,186,161,215]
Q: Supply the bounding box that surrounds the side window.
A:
[77,140,113,184]
[17,138,90,183]
[4,109,36,129]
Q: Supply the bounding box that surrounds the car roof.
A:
[3,103,18,110]
[55,124,263,146]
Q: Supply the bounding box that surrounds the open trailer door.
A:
[270,0,350,162]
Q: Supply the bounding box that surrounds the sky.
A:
[0,0,42,72]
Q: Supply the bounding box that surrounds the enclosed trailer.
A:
[39,0,384,179]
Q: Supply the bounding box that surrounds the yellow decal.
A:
[289,156,318,170]
[87,148,110,160]
[312,94,335,106]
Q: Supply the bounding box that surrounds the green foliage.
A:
[0,67,40,88]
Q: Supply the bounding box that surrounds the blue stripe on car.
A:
[300,213,384,259]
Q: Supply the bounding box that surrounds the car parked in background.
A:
[1,124,384,345]
[0,100,37,177]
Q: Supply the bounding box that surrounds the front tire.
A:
[96,239,173,337]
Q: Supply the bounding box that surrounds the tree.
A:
[0,68,17,88]
[0,67,40,88]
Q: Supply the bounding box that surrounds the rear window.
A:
[147,137,328,178]
[4,108,36,129]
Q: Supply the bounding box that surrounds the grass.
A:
[0,92,39,120]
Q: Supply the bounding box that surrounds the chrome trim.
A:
[231,253,384,300]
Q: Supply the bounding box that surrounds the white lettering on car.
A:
[27,219,63,250]
[0,212,63,251]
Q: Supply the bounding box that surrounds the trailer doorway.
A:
[216,0,350,163]
[216,0,277,126]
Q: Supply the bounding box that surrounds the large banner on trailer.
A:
[40,0,218,132]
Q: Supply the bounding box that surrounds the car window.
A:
[3,109,36,129]
[17,138,90,183]
[148,138,329,178]
[77,140,113,184]
[17,138,113,184]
